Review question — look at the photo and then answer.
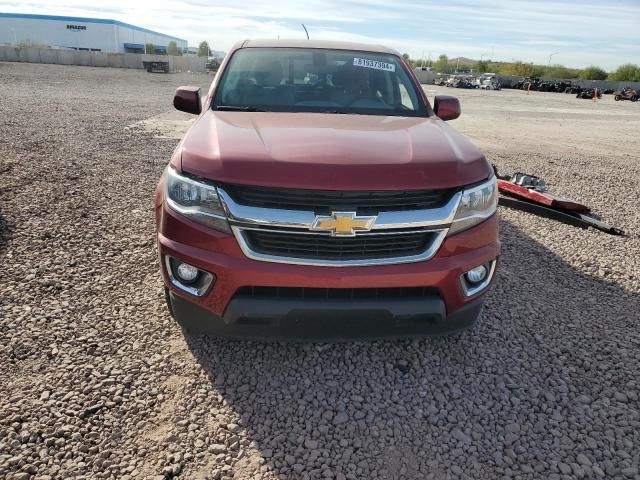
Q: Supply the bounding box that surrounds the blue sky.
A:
[2,0,639,69]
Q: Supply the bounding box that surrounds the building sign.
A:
[66,25,87,31]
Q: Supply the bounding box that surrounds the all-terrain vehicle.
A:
[614,88,638,102]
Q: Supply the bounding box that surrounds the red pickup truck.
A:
[155,39,499,339]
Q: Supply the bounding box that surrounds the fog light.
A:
[176,262,199,283]
[165,256,215,297]
[465,265,488,284]
[460,260,496,297]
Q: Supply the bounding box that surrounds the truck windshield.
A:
[213,48,427,117]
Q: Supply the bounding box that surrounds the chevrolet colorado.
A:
[155,39,500,338]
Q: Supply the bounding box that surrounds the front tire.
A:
[615,95,621,101]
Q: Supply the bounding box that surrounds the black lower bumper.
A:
[168,291,484,340]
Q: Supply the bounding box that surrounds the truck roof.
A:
[236,39,400,56]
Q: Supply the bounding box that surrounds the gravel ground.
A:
[1,62,639,480]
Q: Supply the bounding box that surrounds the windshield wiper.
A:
[215,105,264,112]
[323,110,368,115]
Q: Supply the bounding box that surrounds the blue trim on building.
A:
[124,43,168,50]
[0,12,187,43]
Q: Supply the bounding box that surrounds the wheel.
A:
[614,95,621,101]
[631,96,638,102]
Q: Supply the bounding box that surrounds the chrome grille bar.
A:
[232,226,448,267]
[218,186,459,267]
[218,188,461,230]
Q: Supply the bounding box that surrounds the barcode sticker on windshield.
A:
[353,58,396,72]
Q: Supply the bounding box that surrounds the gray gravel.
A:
[1,62,639,480]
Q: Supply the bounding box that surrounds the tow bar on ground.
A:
[493,166,624,236]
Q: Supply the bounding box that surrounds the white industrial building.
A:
[0,12,187,54]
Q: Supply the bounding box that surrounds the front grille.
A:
[223,184,455,214]
[236,286,439,300]
[243,230,435,261]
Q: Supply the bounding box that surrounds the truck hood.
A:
[178,111,491,190]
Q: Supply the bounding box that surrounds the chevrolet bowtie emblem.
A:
[311,212,377,237]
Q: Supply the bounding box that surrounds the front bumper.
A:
[167,288,484,339]
[157,203,500,338]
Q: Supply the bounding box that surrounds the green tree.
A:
[608,64,640,82]
[198,41,210,57]
[484,62,499,73]
[531,64,547,77]
[497,61,534,77]
[475,60,489,73]
[579,66,607,80]
[144,43,155,54]
[167,41,179,56]
[434,54,450,73]
[496,63,514,76]
[402,53,410,62]
[544,65,579,79]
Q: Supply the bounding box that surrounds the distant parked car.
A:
[142,61,170,73]
[614,88,638,102]
[576,88,602,100]
[479,78,501,90]
[205,58,220,73]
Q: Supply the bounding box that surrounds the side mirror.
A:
[174,86,202,115]
[433,95,461,121]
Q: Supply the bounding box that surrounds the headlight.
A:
[165,167,231,233]
[449,176,497,235]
